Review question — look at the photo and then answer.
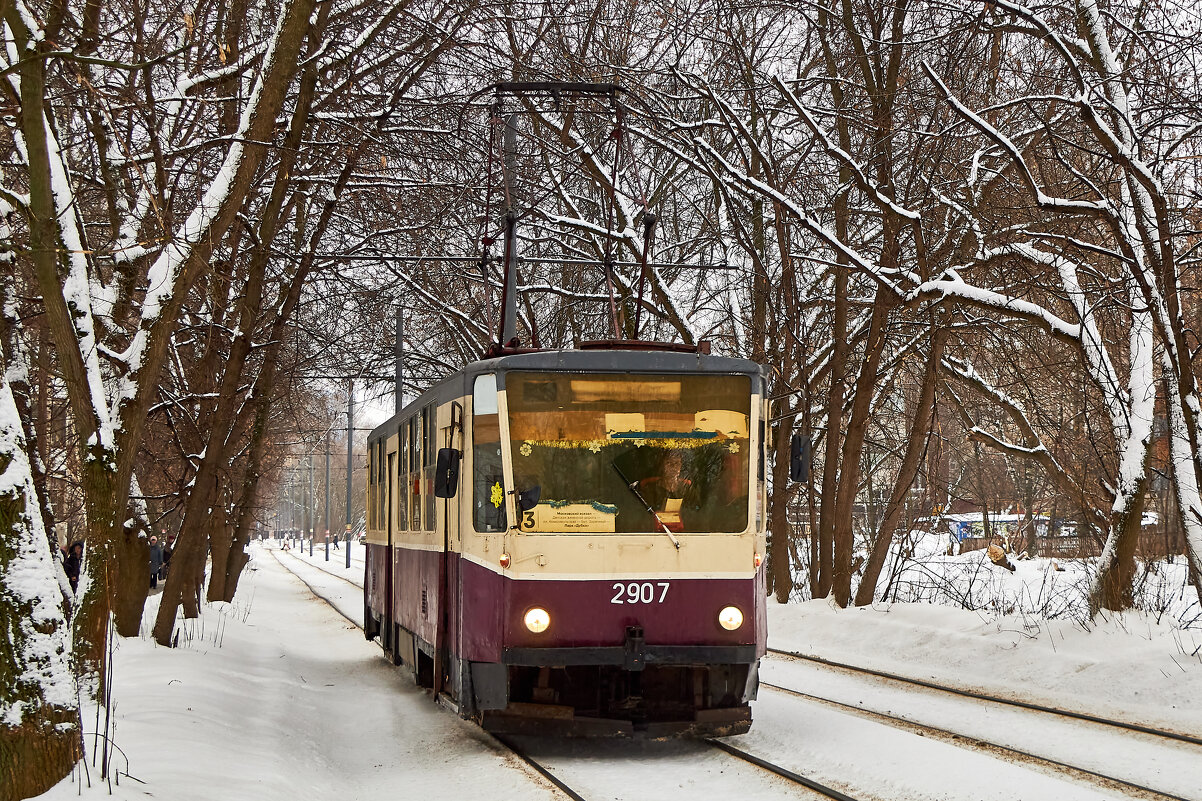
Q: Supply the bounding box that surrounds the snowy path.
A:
[40,548,559,801]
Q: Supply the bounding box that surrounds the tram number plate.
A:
[610,581,670,604]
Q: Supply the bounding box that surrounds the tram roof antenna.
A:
[484,81,623,359]
[482,80,652,358]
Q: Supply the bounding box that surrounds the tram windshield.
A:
[506,372,752,534]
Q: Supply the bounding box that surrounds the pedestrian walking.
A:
[63,541,83,593]
[149,536,164,589]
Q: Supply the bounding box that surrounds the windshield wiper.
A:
[611,462,681,549]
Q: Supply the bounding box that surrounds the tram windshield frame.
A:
[503,371,754,535]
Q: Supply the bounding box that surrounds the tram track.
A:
[269,548,363,628]
[705,738,864,801]
[760,680,1193,801]
[281,548,1198,752]
[277,548,1192,801]
[494,733,870,801]
[270,547,868,801]
[766,647,1202,747]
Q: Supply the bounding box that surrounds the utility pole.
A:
[346,381,354,568]
[308,454,314,557]
[498,113,519,346]
[325,432,331,561]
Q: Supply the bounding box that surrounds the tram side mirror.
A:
[434,448,460,498]
[517,485,541,511]
[790,433,811,483]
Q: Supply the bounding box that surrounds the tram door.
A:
[386,452,395,654]
[435,399,462,700]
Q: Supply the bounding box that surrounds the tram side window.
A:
[377,441,385,529]
[399,419,409,531]
[387,451,395,533]
[473,374,505,532]
[407,416,420,530]
[367,447,374,530]
[423,404,436,526]
[397,424,408,532]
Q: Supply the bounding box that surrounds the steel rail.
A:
[706,739,863,801]
[272,549,591,801]
[269,550,362,629]
[277,546,363,587]
[761,681,1194,801]
[767,647,1202,747]
[489,735,591,801]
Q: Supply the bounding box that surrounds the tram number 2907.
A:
[611,581,670,604]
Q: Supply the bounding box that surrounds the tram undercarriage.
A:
[472,661,758,738]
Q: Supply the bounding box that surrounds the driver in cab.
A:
[638,451,694,532]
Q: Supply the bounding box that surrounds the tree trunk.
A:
[0,370,77,800]
[0,716,77,801]
[769,415,797,602]
[207,519,234,604]
[855,326,944,605]
[1155,375,1202,608]
[1090,485,1147,613]
[831,293,894,606]
[815,262,847,598]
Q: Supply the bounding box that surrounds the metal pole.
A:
[347,381,354,568]
[499,113,520,345]
[289,475,296,546]
[308,455,314,557]
[325,433,331,561]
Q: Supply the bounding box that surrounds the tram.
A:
[362,341,767,736]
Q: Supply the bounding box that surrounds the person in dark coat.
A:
[148,535,164,589]
[161,535,174,579]
[63,541,83,593]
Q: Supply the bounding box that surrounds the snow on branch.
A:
[691,137,908,297]
[922,63,1112,217]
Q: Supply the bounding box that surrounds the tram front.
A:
[462,351,768,737]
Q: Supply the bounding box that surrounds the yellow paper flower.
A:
[490,481,503,508]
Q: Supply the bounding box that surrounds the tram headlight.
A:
[718,605,744,631]
[524,607,551,633]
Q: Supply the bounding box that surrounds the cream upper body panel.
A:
[461,529,766,580]
[366,355,768,576]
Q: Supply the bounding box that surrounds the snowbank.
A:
[768,598,1202,736]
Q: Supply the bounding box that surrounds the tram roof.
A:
[369,346,763,442]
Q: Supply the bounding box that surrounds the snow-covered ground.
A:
[38,546,558,801]
[842,530,1202,630]
[35,541,1202,801]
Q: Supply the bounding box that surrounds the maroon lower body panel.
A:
[365,546,764,663]
[458,558,765,663]
[367,546,765,665]
[366,545,764,736]
[364,542,443,649]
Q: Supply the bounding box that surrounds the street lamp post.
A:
[346,381,354,568]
